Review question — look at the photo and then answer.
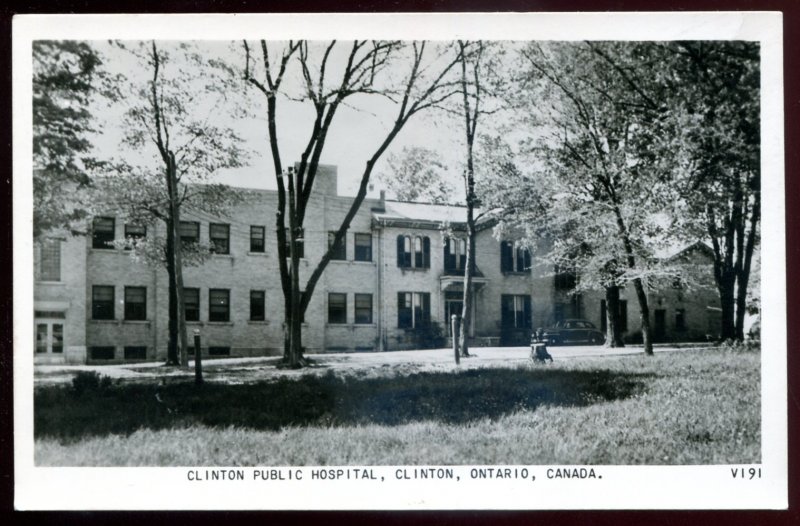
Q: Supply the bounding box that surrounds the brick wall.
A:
[34,234,87,364]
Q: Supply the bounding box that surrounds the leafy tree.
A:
[32,40,103,238]
[511,41,694,355]
[454,40,491,359]
[665,42,760,341]
[378,146,453,204]
[478,135,631,347]
[99,41,247,365]
[243,40,467,368]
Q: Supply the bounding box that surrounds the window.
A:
[501,241,531,273]
[250,226,265,253]
[90,346,115,360]
[184,287,200,321]
[124,287,147,321]
[285,228,304,258]
[328,232,346,260]
[209,346,230,356]
[92,217,115,249]
[554,304,565,324]
[354,233,372,262]
[328,293,347,324]
[179,221,200,245]
[124,346,147,360]
[36,324,47,353]
[210,223,230,254]
[92,285,115,320]
[554,265,577,290]
[52,324,63,353]
[34,310,65,319]
[675,308,686,331]
[209,289,230,322]
[397,235,411,268]
[414,237,424,268]
[397,292,431,329]
[36,323,64,354]
[444,237,467,272]
[124,223,146,247]
[501,294,532,328]
[396,235,430,269]
[39,239,61,281]
[354,293,373,324]
[250,290,265,321]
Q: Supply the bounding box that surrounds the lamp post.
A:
[193,328,203,385]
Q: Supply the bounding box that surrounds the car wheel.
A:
[549,337,559,346]
[591,334,603,345]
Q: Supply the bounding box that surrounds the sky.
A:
[87,40,480,200]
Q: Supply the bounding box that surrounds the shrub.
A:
[71,371,113,396]
[720,338,760,353]
[415,322,447,349]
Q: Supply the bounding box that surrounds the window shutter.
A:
[523,248,532,272]
[501,295,512,327]
[422,293,431,325]
[423,237,431,268]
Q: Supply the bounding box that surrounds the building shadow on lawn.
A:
[35,368,653,442]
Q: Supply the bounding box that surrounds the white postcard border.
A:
[13,11,787,510]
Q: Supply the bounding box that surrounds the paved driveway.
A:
[32,342,715,386]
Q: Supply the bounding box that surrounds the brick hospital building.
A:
[33,166,722,364]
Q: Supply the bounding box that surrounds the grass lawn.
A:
[34,347,760,466]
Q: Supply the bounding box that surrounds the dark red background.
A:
[0,1,796,524]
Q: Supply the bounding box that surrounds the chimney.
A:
[371,189,387,213]
[295,162,338,196]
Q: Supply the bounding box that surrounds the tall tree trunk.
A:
[288,244,303,368]
[165,220,179,365]
[166,153,189,366]
[610,200,653,355]
[460,218,476,357]
[286,160,304,368]
[604,284,625,347]
[735,194,760,340]
[631,278,653,355]
[283,322,290,362]
[458,40,482,359]
[718,274,737,341]
[734,276,748,340]
[460,164,477,357]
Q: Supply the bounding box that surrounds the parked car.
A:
[533,319,605,346]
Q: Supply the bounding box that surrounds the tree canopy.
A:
[32,40,104,237]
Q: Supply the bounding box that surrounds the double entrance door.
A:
[35,318,64,355]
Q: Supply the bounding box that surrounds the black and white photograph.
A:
[13,12,787,510]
